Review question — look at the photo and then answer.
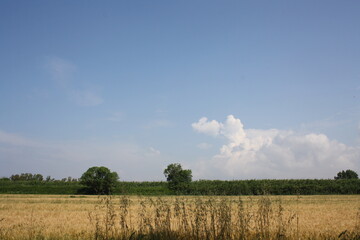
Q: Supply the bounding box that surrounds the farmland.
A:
[1,179,359,195]
[0,194,359,239]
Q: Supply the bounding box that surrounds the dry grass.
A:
[0,194,359,239]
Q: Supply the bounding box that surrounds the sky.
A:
[0,1,359,181]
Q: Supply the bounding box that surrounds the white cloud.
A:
[148,147,161,155]
[192,115,360,179]
[192,117,222,136]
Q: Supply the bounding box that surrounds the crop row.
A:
[0,179,359,195]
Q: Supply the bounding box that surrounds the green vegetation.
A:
[0,180,81,194]
[187,179,360,195]
[163,163,192,193]
[79,166,119,194]
[10,173,44,181]
[1,178,359,195]
[118,181,172,195]
[335,169,359,180]
[1,168,358,195]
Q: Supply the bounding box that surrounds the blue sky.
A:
[1,1,359,180]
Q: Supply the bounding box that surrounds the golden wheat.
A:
[0,194,359,239]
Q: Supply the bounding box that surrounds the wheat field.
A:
[0,194,359,239]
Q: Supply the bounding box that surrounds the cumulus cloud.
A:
[191,117,222,136]
[192,115,360,179]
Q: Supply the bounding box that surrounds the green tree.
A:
[10,173,43,181]
[80,166,119,194]
[334,169,359,180]
[164,163,192,193]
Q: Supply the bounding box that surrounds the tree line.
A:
[1,165,358,195]
[2,173,79,182]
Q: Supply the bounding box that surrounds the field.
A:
[1,179,360,195]
[0,194,359,239]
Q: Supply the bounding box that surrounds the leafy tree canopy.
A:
[334,169,358,180]
[10,173,43,181]
[80,166,119,194]
[164,163,192,193]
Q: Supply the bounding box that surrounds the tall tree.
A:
[164,163,192,194]
[80,166,119,194]
[334,169,358,180]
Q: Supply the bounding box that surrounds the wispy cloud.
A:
[0,130,43,148]
[148,147,161,155]
[299,111,353,133]
[0,129,165,180]
[70,90,104,107]
[192,115,360,179]
[46,57,76,88]
[45,56,104,107]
